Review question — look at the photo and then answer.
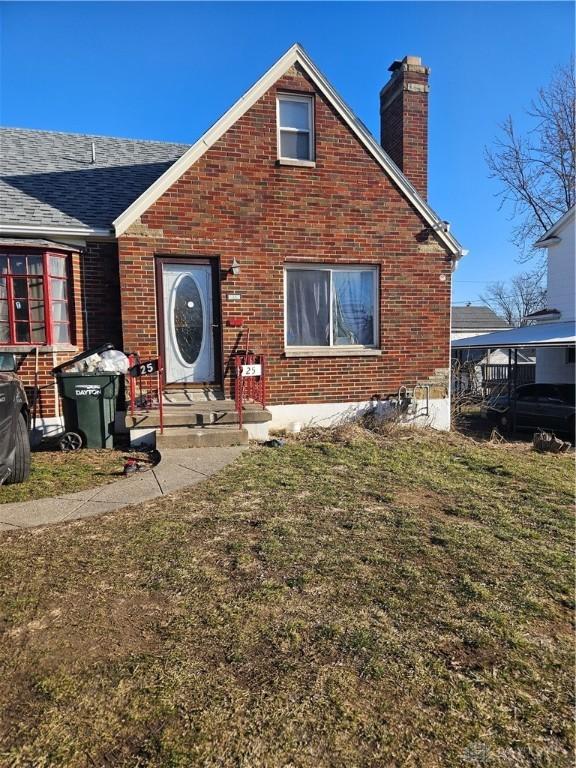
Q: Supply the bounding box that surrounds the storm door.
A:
[161,262,215,384]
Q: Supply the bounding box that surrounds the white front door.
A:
[162,262,215,384]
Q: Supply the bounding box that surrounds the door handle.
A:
[212,323,220,328]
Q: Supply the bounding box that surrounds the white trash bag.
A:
[66,348,130,374]
[97,349,130,374]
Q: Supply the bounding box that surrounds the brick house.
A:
[0,44,465,444]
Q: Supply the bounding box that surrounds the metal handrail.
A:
[127,353,164,434]
[234,352,266,430]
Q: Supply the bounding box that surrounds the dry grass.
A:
[0,449,125,504]
[0,428,573,766]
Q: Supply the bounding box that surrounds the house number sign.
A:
[129,359,159,377]
[241,364,262,377]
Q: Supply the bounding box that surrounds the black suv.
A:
[0,353,31,485]
[481,383,575,438]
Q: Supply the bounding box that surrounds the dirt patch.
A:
[3,590,172,669]
[393,487,444,512]
[436,638,503,672]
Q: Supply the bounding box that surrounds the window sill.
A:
[284,347,382,358]
[0,344,79,354]
[276,158,316,168]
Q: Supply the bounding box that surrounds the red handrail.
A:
[235,352,266,431]
[128,354,164,434]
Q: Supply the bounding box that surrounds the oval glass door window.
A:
[173,275,204,364]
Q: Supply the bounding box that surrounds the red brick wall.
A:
[81,241,123,349]
[118,63,452,405]
[69,251,84,348]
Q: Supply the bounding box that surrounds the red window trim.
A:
[0,248,73,346]
[47,252,72,345]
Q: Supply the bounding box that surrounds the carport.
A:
[452,321,576,432]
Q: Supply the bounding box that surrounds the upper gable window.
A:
[277,94,314,162]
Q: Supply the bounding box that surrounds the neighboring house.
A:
[451,304,534,368]
[451,305,510,341]
[532,206,575,384]
[451,306,534,395]
[452,206,575,388]
[0,44,465,443]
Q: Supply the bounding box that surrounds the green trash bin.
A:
[56,373,120,449]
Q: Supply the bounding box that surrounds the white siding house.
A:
[453,209,574,389]
[532,207,575,384]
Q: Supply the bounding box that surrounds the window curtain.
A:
[286,270,330,346]
[332,271,374,345]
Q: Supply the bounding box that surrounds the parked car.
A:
[481,383,575,438]
[0,353,31,485]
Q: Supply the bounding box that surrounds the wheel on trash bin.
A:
[58,431,83,452]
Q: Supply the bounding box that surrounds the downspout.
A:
[448,248,468,429]
[451,248,468,272]
[448,269,454,427]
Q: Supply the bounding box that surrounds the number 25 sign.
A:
[241,364,262,377]
[129,359,159,377]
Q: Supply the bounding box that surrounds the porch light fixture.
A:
[229,257,240,276]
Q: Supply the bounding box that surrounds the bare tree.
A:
[485,59,575,259]
[480,270,546,326]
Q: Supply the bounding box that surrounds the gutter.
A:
[0,223,114,239]
[451,249,468,271]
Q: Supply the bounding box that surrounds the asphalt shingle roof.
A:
[0,127,190,231]
[452,305,510,331]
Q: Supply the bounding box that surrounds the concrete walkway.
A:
[0,446,246,531]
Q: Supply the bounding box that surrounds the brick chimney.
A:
[380,55,430,199]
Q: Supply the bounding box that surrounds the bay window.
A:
[0,251,71,345]
[285,265,378,349]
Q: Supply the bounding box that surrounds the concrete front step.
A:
[126,403,271,429]
[156,425,249,449]
[163,388,225,404]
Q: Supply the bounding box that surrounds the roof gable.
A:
[534,205,575,247]
[113,43,464,258]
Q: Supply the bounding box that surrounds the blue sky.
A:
[0,2,574,304]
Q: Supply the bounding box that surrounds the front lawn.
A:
[0,429,573,766]
[0,449,124,504]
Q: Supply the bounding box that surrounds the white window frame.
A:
[284,263,379,353]
[277,93,314,163]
